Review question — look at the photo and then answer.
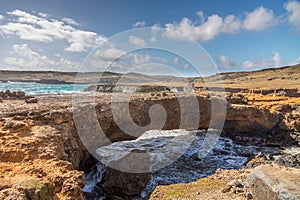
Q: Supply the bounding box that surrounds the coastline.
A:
[0,90,299,199]
[0,65,299,199]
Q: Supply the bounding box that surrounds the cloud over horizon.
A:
[284,0,300,31]
[0,1,299,73]
[160,4,291,42]
[0,10,106,52]
[3,44,79,71]
[217,51,300,71]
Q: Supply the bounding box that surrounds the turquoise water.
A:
[0,82,89,95]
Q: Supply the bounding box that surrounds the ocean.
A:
[0,81,89,95]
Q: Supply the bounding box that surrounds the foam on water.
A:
[86,129,282,199]
[0,81,89,95]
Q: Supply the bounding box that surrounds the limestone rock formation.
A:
[0,92,299,199]
[247,165,300,200]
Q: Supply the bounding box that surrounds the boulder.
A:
[25,97,38,104]
[17,91,25,98]
[100,149,152,198]
[0,90,26,100]
[247,165,300,200]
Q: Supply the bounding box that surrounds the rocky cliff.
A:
[0,91,299,199]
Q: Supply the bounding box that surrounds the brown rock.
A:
[247,165,300,200]
[101,149,151,198]
[17,91,25,98]
[227,179,243,188]
[0,188,28,200]
[3,120,29,133]
[25,97,38,104]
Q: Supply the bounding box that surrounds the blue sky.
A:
[0,0,299,76]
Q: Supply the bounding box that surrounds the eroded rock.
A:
[247,165,300,200]
[100,149,151,198]
[25,97,38,104]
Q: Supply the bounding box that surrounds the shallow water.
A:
[83,129,282,200]
[0,81,88,95]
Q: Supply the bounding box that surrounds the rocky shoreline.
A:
[0,90,299,199]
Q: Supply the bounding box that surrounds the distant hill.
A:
[0,64,299,89]
[198,64,300,89]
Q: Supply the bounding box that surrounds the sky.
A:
[0,0,299,76]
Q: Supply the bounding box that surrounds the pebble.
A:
[227,179,243,188]
[221,185,231,193]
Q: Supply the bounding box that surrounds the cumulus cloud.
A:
[222,15,241,33]
[160,5,283,42]
[218,55,238,69]
[150,36,157,42]
[272,51,282,67]
[183,64,189,69]
[132,53,151,65]
[62,17,79,26]
[0,15,3,21]
[151,24,160,35]
[164,15,224,41]
[242,56,278,70]
[129,35,146,47]
[196,11,205,23]
[38,12,48,18]
[132,20,146,28]
[284,0,300,31]
[93,48,126,61]
[0,10,106,52]
[4,44,79,70]
[173,57,180,64]
[219,52,287,70]
[5,44,54,68]
[162,10,244,42]
[243,6,277,31]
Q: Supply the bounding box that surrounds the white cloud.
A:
[0,10,106,52]
[164,15,223,41]
[161,58,168,64]
[222,15,241,33]
[151,24,160,35]
[219,52,287,70]
[52,53,80,70]
[150,36,157,42]
[0,15,3,21]
[94,48,126,61]
[0,23,53,42]
[162,11,242,42]
[62,17,79,26]
[242,57,274,69]
[284,0,300,31]
[173,57,180,64]
[129,35,146,47]
[132,53,151,65]
[196,11,205,23]
[4,44,79,70]
[218,55,238,69]
[272,51,282,67]
[243,6,277,31]
[160,5,283,42]
[183,64,189,69]
[132,20,146,28]
[38,12,48,18]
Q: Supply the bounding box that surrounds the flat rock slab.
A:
[247,165,300,200]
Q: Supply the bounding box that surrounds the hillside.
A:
[200,64,300,89]
[0,63,299,89]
